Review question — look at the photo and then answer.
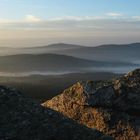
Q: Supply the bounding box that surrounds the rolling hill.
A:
[49,43,140,63]
[0,43,140,64]
[15,43,140,64]
[0,53,137,73]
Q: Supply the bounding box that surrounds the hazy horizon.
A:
[0,39,140,48]
[0,0,139,75]
[0,0,140,47]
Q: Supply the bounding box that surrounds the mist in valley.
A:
[0,43,139,100]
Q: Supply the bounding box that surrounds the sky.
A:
[0,0,140,47]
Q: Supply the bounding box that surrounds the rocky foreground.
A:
[43,69,140,140]
[0,86,112,140]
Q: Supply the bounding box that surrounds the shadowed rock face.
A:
[42,69,140,140]
[0,86,112,140]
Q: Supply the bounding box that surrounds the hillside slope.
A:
[43,68,140,140]
[0,43,140,63]
[53,43,140,62]
[0,53,136,72]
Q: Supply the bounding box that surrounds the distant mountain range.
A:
[0,43,139,74]
[33,43,84,50]
[57,43,140,63]
[38,43,140,63]
[1,42,139,63]
[0,53,137,73]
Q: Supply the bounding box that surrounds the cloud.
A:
[25,15,42,22]
[132,16,140,21]
[48,16,105,21]
[0,15,140,47]
[0,15,42,24]
[0,15,140,32]
[106,12,122,17]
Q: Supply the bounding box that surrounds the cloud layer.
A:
[106,12,122,17]
[0,14,140,30]
[0,14,140,47]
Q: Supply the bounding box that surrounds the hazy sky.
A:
[0,0,140,47]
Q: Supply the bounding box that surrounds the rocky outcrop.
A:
[42,69,140,140]
[0,86,112,140]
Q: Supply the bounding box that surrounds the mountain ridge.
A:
[21,42,140,49]
[0,43,140,64]
[18,43,140,63]
[0,53,137,73]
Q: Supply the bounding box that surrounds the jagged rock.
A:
[0,86,112,140]
[42,69,140,140]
